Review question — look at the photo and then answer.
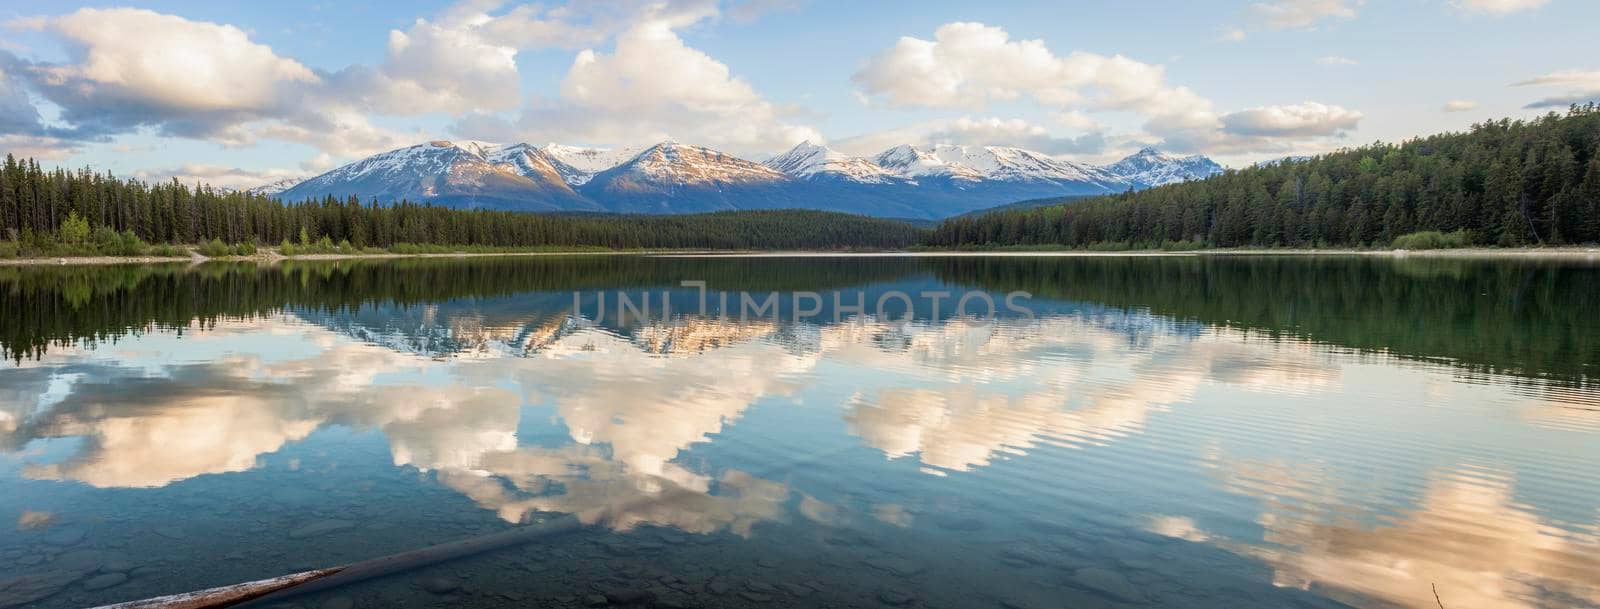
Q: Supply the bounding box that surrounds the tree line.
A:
[0,155,924,253]
[927,104,1600,249]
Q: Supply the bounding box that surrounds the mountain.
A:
[278,140,594,211]
[876,144,1124,190]
[764,141,907,185]
[538,144,642,186]
[1106,147,1224,188]
[245,177,304,196]
[267,139,1223,219]
[578,142,794,213]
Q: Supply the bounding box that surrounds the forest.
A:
[927,105,1600,249]
[0,156,924,255]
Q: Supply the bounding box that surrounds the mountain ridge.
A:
[275,139,1223,219]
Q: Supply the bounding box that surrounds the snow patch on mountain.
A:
[539,144,643,185]
[245,177,304,196]
[1106,147,1224,187]
[601,142,787,185]
[763,141,905,184]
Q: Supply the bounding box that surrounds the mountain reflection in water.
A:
[0,255,1597,609]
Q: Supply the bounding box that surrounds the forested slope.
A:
[927,105,1600,249]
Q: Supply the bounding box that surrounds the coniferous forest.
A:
[0,156,924,255]
[6,107,1600,256]
[928,105,1600,249]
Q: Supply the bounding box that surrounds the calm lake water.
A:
[2,255,1598,609]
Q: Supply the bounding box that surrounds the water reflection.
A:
[1157,457,1600,609]
[1,256,1597,609]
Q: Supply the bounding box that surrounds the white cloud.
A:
[851,22,1218,134]
[1317,55,1358,66]
[1221,102,1363,137]
[1250,0,1363,30]
[134,164,310,191]
[833,116,1105,157]
[5,7,415,159]
[375,17,522,114]
[1219,27,1247,42]
[1452,0,1549,15]
[1442,100,1479,112]
[1513,69,1600,109]
[851,22,1360,157]
[466,8,819,154]
[0,135,78,160]
[23,8,318,115]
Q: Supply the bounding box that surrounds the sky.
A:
[0,0,1596,189]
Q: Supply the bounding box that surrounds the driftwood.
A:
[91,449,852,609]
[84,515,585,609]
[88,568,344,609]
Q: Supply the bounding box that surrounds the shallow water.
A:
[1,255,1598,609]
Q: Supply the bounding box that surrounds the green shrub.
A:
[234,241,257,256]
[149,244,183,257]
[0,241,17,259]
[198,238,233,257]
[1160,240,1206,251]
[1392,230,1472,250]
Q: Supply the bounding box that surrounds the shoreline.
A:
[3,246,1599,267]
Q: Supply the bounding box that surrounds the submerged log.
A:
[88,568,343,609]
[86,514,587,609]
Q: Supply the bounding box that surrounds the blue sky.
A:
[0,0,1595,188]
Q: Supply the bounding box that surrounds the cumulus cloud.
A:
[1513,69,1600,109]
[1452,0,1549,14]
[851,22,1360,156]
[461,7,819,154]
[1443,100,1479,112]
[3,7,414,159]
[10,8,319,141]
[832,116,1105,157]
[1221,102,1363,137]
[1250,0,1363,30]
[852,23,1216,136]
[134,164,311,191]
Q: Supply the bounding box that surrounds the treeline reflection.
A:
[3,255,1595,387]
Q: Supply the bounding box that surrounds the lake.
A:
[2,254,1598,609]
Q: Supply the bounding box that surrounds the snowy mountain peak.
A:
[1105,147,1223,187]
[245,177,304,196]
[538,144,641,185]
[872,145,983,182]
[764,141,904,184]
[610,141,786,184]
[872,143,1123,186]
[266,137,1223,219]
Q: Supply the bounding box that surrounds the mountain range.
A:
[269,140,1222,219]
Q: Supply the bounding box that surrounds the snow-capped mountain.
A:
[1105,147,1224,188]
[538,144,643,186]
[277,140,592,211]
[267,139,1222,219]
[874,144,1126,189]
[763,141,907,184]
[245,177,305,196]
[578,142,794,213]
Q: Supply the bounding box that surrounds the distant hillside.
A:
[957,194,1099,218]
[927,105,1600,249]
